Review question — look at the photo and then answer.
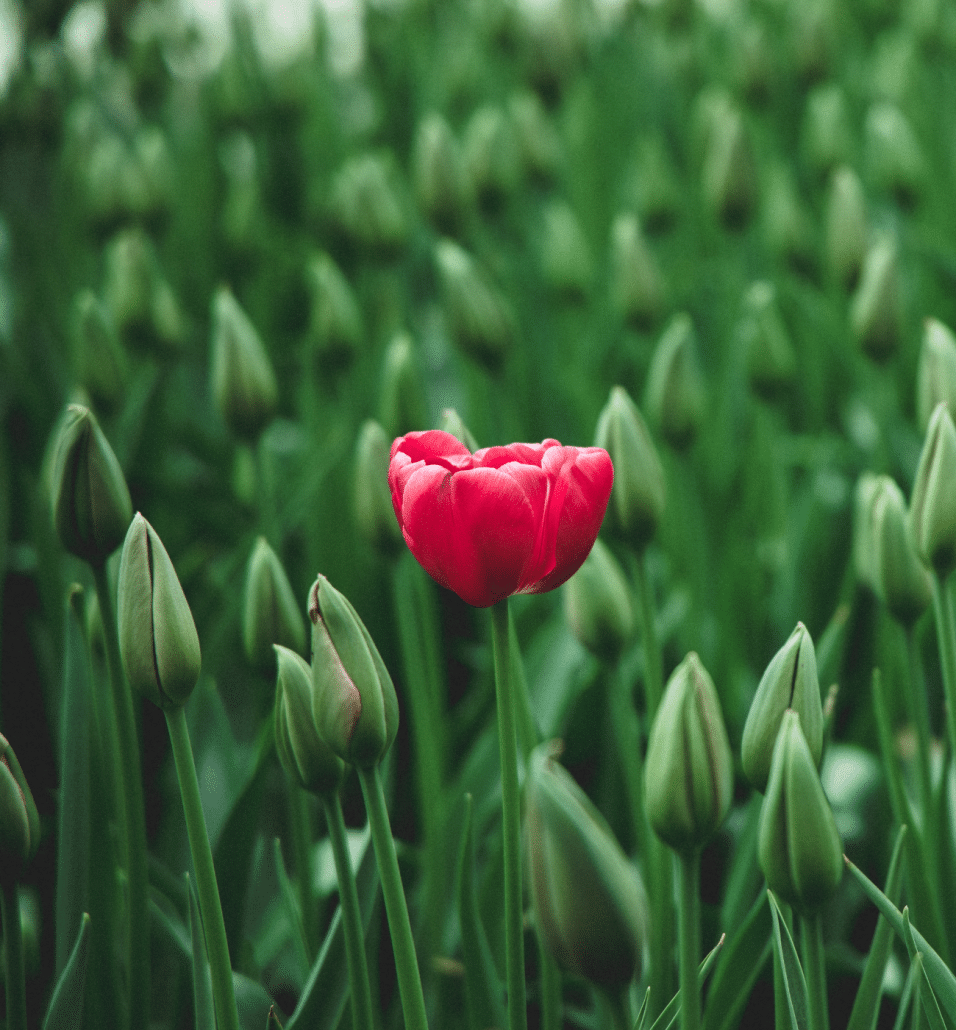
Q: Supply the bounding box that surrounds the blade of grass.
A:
[704,889,772,1030]
[768,891,809,1030]
[42,912,91,1030]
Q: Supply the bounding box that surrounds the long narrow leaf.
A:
[901,910,946,1030]
[42,912,91,1030]
[704,889,772,1030]
[647,935,726,1030]
[187,874,215,1030]
[767,891,809,1030]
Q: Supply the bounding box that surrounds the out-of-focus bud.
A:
[463,105,519,212]
[274,645,345,797]
[354,420,403,554]
[825,166,867,292]
[762,165,814,273]
[916,319,956,434]
[542,201,592,301]
[645,653,733,854]
[910,402,956,576]
[871,477,932,626]
[610,213,663,329]
[742,623,823,793]
[436,239,513,371]
[742,282,796,401]
[865,102,924,207]
[309,575,399,768]
[0,734,41,888]
[508,92,561,184]
[800,84,852,179]
[412,113,467,234]
[757,710,843,912]
[330,153,408,256]
[732,18,772,105]
[627,137,681,234]
[790,0,834,82]
[852,472,882,592]
[379,333,428,439]
[525,741,649,990]
[850,239,900,363]
[437,408,478,451]
[243,537,306,670]
[50,404,133,564]
[304,253,363,371]
[701,103,756,229]
[594,386,666,554]
[210,286,278,442]
[563,539,634,663]
[644,313,704,451]
[70,291,128,413]
[118,513,202,709]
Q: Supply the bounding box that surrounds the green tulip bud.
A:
[742,623,823,793]
[274,645,345,797]
[70,290,128,413]
[910,402,956,576]
[851,239,900,363]
[610,213,663,329]
[210,286,278,442]
[309,575,399,768]
[331,153,407,256]
[916,319,956,435]
[437,408,478,451]
[412,113,467,234]
[117,513,202,710]
[701,103,756,229]
[742,282,796,401]
[757,710,843,913]
[865,102,924,207]
[508,92,561,184]
[563,539,634,663]
[732,19,771,104]
[50,404,133,564]
[463,105,519,212]
[525,741,649,990]
[871,477,932,626]
[305,252,363,371]
[800,84,852,180]
[379,333,428,439]
[645,653,733,853]
[542,201,592,301]
[594,386,666,553]
[825,166,867,292]
[242,537,306,670]
[645,313,705,450]
[790,0,833,82]
[354,420,403,554]
[852,472,882,593]
[626,136,681,234]
[762,164,814,272]
[0,734,41,888]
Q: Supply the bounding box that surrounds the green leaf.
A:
[633,987,651,1030]
[767,891,809,1030]
[187,874,215,1030]
[704,889,772,1030]
[647,935,726,1030]
[42,912,91,1030]
[273,837,310,984]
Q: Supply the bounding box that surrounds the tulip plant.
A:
[5,1,956,1030]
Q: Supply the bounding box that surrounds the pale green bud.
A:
[274,646,344,797]
[243,537,306,670]
[702,103,756,229]
[871,477,932,626]
[824,166,867,292]
[210,286,278,442]
[305,253,363,370]
[610,213,663,329]
[542,201,592,301]
[865,102,924,207]
[916,319,956,435]
[758,710,843,913]
[627,136,680,234]
[379,333,428,439]
[594,386,666,553]
[800,84,851,179]
[645,653,733,853]
[0,734,41,888]
[118,513,202,709]
[70,291,128,413]
[412,113,467,234]
[50,404,132,564]
[508,92,561,184]
[790,0,834,82]
[742,282,796,401]
[354,420,403,554]
[762,164,814,272]
[331,153,407,255]
[742,623,823,794]
[463,105,519,211]
[852,472,882,592]
[309,575,399,768]
[525,742,649,990]
[645,313,704,451]
[732,18,771,104]
[437,408,478,451]
[563,539,634,663]
[910,402,956,576]
[850,239,900,363]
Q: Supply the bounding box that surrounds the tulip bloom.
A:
[389,430,614,608]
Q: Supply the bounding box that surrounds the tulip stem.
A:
[904,625,935,854]
[2,884,26,1030]
[323,792,375,1030]
[677,850,701,1030]
[165,706,240,1030]
[633,552,664,720]
[801,911,828,1030]
[288,788,318,961]
[931,574,956,784]
[491,598,528,1030]
[92,561,149,1030]
[357,764,430,1030]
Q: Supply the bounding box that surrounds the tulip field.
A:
[4,0,956,1028]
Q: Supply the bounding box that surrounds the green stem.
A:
[92,561,149,1030]
[677,850,701,1030]
[539,936,562,1030]
[507,606,539,760]
[491,599,528,1030]
[931,575,956,775]
[357,764,429,1030]
[801,911,829,1030]
[2,884,25,1030]
[288,788,317,962]
[166,707,240,1030]
[323,792,375,1030]
[633,551,664,720]
[905,625,935,852]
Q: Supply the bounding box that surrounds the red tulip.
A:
[388,430,614,608]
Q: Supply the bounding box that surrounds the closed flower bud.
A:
[610,213,663,328]
[70,290,128,413]
[0,734,41,888]
[210,286,278,442]
[305,253,363,371]
[50,404,133,564]
[525,742,649,990]
[825,166,867,292]
[865,102,924,207]
[742,282,796,401]
[412,113,467,234]
[309,575,399,768]
[354,420,403,554]
[331,153,407,256]
[645,313,705,450]
[852,472,882,592]
[645,653,733,853]
[243,537,306,670]
[762,164,814,272]
[800,84,852,180]
[742,623,823,793]
[118,513,202,710]
[871,477,932,626]
[851,239,900,363]
[274,646,344,797]
[437,408,478,451]
[542,201,592,301]
[916,319,956,434]
[563,539,634,663]
[627,136,681,234]
[702,104,756,229]
[508,92,561,184]
[910,402,956,576]
[379,333,428,439]
[594,386,665,553]
[463,105,519,212]
[758,710,843,913]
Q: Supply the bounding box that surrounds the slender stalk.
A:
[677,850,701,1030]
[166,706,240,1030]
[92,561,149,1030]
[2,884,25,1030]
[801,911,829,1030]
[633,551,663,720]
[491,598,528,1030]
[904,626,935,854]
[538,937,562,1030]
[931,574,956,776]
[288,788,317,961]
[323,792,375,1030]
